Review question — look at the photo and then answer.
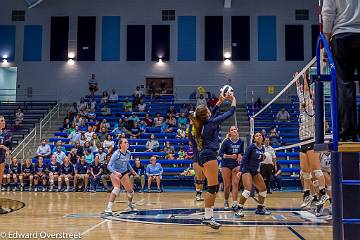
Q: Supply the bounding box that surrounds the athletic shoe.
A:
[147,188,151,193]
[128,203,137,211]
[34,188,38,192]
[42,187,47,192]
[12,187,17,192]
[315,204,324,217]
[64,188,70,192]
[7,186,10,192]
[202,217,221,229]
[90,189,96,193]
[300,195,314,209]
[104,208,112,216]
[224,201,230,210]
[232,203,240,212]
[138,189,143,193]
[255,206,271,215]
[235,208,245,218]
[195,192,203,201]
[316,194,330,206]
[157,189,162,193]
[20,186,23,192]
[1,186,6,191]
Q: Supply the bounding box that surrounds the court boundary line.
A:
[287,227,306,240]
[78,219,109,238]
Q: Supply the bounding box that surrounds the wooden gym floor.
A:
[0,191,332,239]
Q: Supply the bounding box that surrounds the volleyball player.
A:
[188,120,205,201]
[296,72,329,208]
[316,151,332,216]
[47,154,61,192]
[59,156,75,192]
[19,159,34,191]
[34,156,48,192]
[104,138,138,215]
[2,162,10,191]
[219,126,244,211]
[234,132,271,217]
[0,116,11,192]
[190,94,236,229]
[9,156,21,191]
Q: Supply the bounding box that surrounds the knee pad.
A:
[195,179,204,185]
[313,170,324,178]
[259,191,267,198]
[207,185,219,194]
[127,191,134,199]
[242,190,251,199]
[301,172,312,180]
[112,187,120,196]
[327,186,332,191]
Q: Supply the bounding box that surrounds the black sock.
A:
[313,195,318,202]
[329,198,332,204]
[257,205,264,209]
[304,190,310,197]
[319,188,326,196]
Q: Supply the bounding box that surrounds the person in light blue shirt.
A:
[146,156,163,192]
[104,138,137,215]
[53,146,66,164]
[68,126,81,144]
[84,148,94,164]
[35,139,52,158]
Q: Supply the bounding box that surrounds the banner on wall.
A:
[268,85,275,95]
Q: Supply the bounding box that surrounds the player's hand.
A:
[218,95,225,104]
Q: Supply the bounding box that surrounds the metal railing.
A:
[39,103,61,140]
[11,127,37,160]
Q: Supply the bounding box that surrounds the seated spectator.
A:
[33,157,47,192]
[129,121,141,139]
[137,99,147,112]
[208,94,219,110]
[128,112,140,123]
[13,107,24,130]
[187,103,195,113]
[52,140,66,153]
[89,155,103,192]
[69,103,79,117]
[146,156,163,192]
[76,142,85,157]
[101,155,111,191]
[176,124,186,139]
[161,120,174,133]
[47,154,61,192]
[100,119,110,130]
[167,153,175,160]
[123,117,132,132]
[101,91,109,104]
[84,148,94,164]
[144,113,153,127]
[269,127,281,147]
[114,118,123,129]
[138,120,147,133]
[184,141,194,159]
[9,156,21,191]
[103,134,115,153]
[66,122,75,135]
[254,97,262,109]
[100,104,111,116]
[109,88,118,102]
[261,128,267,139]
[96,147,107,163]
[59,156,75,192]
[153,113,164,127]
[163,141,175,157]
[98,127,108,142]
[68,126,81,144]
[196,94,207,107]
[90,133,101,152]
[276,108,290,122]
[77,97,87,115]
[69,149,78,165]
[63,118,71,131]
[74,155,89,192]
[123,97,133,112]
[53,146,66,164]
[111,125,125,139]
[20,159,34,191]
[118,132,126,139]
[167,113,177,127]
[145,134,160,152]
[36,139,51,158]
[133,86,144,106]
[85,125,94,141]
[84,141,93,153]
[79,133,86,146]
[130,158,146,192]
[167,106,176,116]
[272,162,282,191]
[88,73,99,97]
[177,146,186,160]
[86,105,96,120]
[92,120,100,132]
[150,80,157,99]
[179,103,188,115]
[177,112,188,127]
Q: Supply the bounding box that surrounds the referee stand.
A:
[314,33,360,240]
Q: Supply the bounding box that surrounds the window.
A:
[12,10,25,21]
[295,9,309,20]
[162,10,175,21]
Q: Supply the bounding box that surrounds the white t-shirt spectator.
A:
[196,97,207,107]
[138,103,147,112]
[154,116,164,127]
[133,89,144,98]
[109,93,118,102]
[85,131,94,142]
[263,145,276,165]
[103,140,115,150]
[276,110,290,121]
[36,144,51,157]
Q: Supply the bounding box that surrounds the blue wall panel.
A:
[102,16,120,61]
[23,25,42,61]
[0,25,16,62]
[178,16,196,61]
[258,16,277,61]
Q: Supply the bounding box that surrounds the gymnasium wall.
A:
[0,0,318,102]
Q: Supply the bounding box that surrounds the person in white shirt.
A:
[137,99,147,112]
[196,94,207,107]
[133,86,144,99]
[260,137,276,194]
[103,134,115,153]
[276,108,290,122]
[36,139,52,158]
[68,126,82,144]
[153,113,164,127]
[109,89,119,102]
[53,146,66,164]
[85,125,94,142]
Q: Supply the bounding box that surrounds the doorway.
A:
[0,67,17,101]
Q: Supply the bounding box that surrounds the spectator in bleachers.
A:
[100,119,110,130]
[54,146,66,164]
[69,149,78,165]
[187,103,195,113]
[77,97,87,115]
[85,125,94,142]
[163,141,175,158]
[179,103,189,115]
[47,154,61,192]
[103,134,115,154]
[261,137,277,194]
[123,117,132,132]
[59,156,74,192]
[177,145,186,160]
[160,80,167,94]
[76,142,85,156]
[63,118,71,131]
[130,158,146,192]
[128,112,140,123]
[184,141,194,159]
[89,155,103,193]
[167,153,175,160]
[139,120,147,133]
[36,139,51,159]
[66,123,75,135]
[133,86,144,107]
[111,125,125,139]
[154,113,164,127]
[73,114,83,127]
[69,103,78,117]
[14,107,24,129]
[176,124,186,139]
[167,106,176,116]
[9,156,21,191]
[100,104,111,116]
[96,147,107,164]
[208,94,219,110]
[145,134,160,152]
[161,120,172,133]
[101,155,111,191]
[88,74,99,97]
[261,129,267,139]
[123,97,133,112]
[254,97,262,109]
[144,113,153,127]
[90,133,101,152]
[68,126,81,144]
[109,88,119,103]
[52,140,66,153]
[33,157,47,192]
[137,99,147,112]
[101,91,109,104]
[79,133,86,146]
[189,89,197,100]
[74,155,89,192]
[146,156,163,192]
[269,127,280,147]
[177,112,188,127]
[196,94,207,107]
[272,162,282,191]
[118,132,126,139]
[276,108,290,122]
[19,159,34,191]
[84,141,93,152]
[98,127,108,142]
[129,122,141,139]
[150,80,157,98]
[86,105,96,120]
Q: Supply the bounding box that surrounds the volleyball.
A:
[220,85,234,98]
